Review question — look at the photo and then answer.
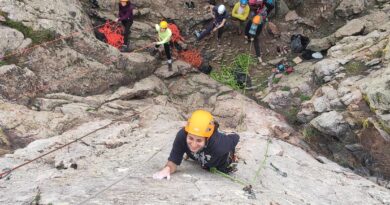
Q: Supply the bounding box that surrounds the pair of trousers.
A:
[121,19,133,46]
[155,42,171,60]
[198,21,224,40]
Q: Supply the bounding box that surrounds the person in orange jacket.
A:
[153,110,240,180]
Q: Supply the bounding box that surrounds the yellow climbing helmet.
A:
[120,0,129,2]
[160,21,168,29]
[185,110,215,138]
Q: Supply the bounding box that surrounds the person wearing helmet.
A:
[245,15,265,64]
[152,21,173,69]
[115,0,134,52]
[231,0,250,35]
[153,110,240,180]
[194,4,229,46]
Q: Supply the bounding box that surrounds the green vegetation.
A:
[210,54,255,90]
[281,86,291,91]
[362,94,377,113]
[344,60,366,76]
[300,94,311,102]
[379,120,390,135]
[361,118,370,129]
[2,19,56,44]
[272,77,281,84]
[283,106,299,125]
[0,61,7,66]
[303,126,317,139]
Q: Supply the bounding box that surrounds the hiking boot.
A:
[120,45,130,52]
[168,60,173,71]
[194,30,201,39]
[190,1,195,8]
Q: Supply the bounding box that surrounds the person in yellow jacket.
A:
[231,0,250,35]
[152,21,173,69]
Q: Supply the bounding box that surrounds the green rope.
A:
[210,167,249,186]
[251,138,271,183]
[243,41,253,96]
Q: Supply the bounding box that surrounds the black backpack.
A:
[290,34,310,53]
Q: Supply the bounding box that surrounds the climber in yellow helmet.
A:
[151,20,173,69]
[153,110,240,180]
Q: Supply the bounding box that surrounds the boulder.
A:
[263,91,293,109]
[276,0,290,17]
[0,65,40,104]
[358,64,390,113]
[335,0,365,18]
[0,25,25,56]
[154,60,196,79]
[334,19,365,39]
[285,10,300,21]
[310,111,351,139]
[314,59,342,83]
[306,36,334,52]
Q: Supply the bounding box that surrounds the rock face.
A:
[0,25,28,56]
[334,19,365,39]
[0,0,390,204]
[0,0,157,103]
[310,111,351,139]
[358,63,390,114]
[314,59,343,83]
[1,73,390,204]
[335,0,365,18]
[0,65,40,104]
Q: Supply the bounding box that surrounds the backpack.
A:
[290,34,310,53]
[249,23,259,36]
[199,63,212,74]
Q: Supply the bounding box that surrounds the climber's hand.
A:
[153,166,171,180]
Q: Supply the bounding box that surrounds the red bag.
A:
[286,67,294,74]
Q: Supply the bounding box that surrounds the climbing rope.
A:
[0,121,116,179]
[0,21,111,61]
[98,21,124,48]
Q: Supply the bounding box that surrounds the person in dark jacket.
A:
[115,0,134,52]
[245,15,264,64]
[195,4,228,46]
[153,110,240,180]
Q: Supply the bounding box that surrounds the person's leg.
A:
[122,20,130,47]
[163,43,172,69]
[217,25,224,41]
[197,21,215,40]
[253,36,261,61]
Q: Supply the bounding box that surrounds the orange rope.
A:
[98,21,124,48]
[0,22,112,61]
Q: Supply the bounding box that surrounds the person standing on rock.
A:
[152,20,173,69]
[231,0,250,35]
[153,110,240,180]
[194,4,228,46]
[245,15,265,64]
[115,0,134,52]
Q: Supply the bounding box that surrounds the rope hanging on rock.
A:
[177,49,203,68]
[168,23,184,43]
[98,21,124,48]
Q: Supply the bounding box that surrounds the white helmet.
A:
[217,5,226,14]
